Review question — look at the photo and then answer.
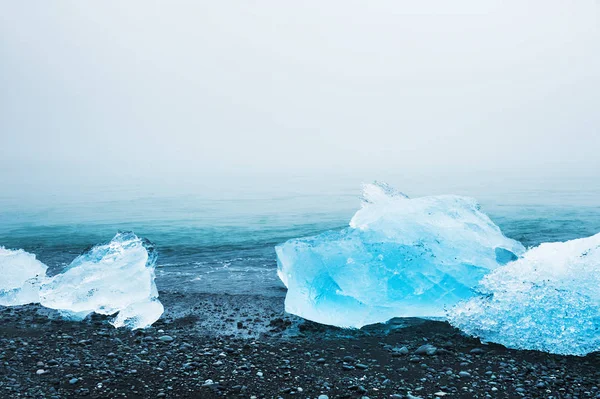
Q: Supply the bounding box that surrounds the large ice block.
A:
[0,247,48,306]
[276,182,524,328]
[449,233,600,356]
[39,232,163,329]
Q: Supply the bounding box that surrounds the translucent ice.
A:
[449,233,600,356]
[276,182,525,328]
[0,247,48,306]
[39,232,163,329]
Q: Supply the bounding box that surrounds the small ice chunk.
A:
[39,232,163,329]
[276,182,524,328]
[111,298,164,329]
[0,247,48,306]
[449,233,600,356]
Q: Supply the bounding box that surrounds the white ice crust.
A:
[449,233,600,356]
[0,247,48,306]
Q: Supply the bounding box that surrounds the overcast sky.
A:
[1,1,599,195]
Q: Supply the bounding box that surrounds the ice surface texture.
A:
[449,233,600,356]
[0,232,162,329]
[276,182,525,328]
[39,232,163,329]
[0,247,48,306]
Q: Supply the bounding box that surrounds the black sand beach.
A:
[1,292,599,399]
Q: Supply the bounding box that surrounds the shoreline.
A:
[1,292,599,398]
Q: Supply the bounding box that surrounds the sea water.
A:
[1,177,599,303]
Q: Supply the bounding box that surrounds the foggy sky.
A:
[1,1,599,193]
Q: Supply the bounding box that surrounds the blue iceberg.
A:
[449,233,600,356]
[276,182,525,328]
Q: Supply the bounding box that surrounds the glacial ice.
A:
[0,232,162,329]
[0,247,48,306]
[449,233,600,356]
[39,232,164,329]
[276,182,525,328]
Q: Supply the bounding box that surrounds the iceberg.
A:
[449,233,600,356]
[0,247,48,306]
[276,182,525,328]
[39,232,163,329]
[0,232,163,329]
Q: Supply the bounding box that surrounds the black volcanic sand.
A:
[1,292,599,399]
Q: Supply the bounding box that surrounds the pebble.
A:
[414,344,437,356]
[0,297,598,399]
[393,346,409,355]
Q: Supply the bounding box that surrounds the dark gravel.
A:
[1,292,599,399]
